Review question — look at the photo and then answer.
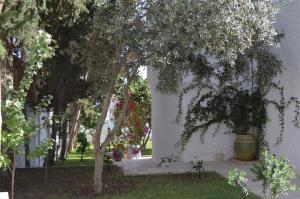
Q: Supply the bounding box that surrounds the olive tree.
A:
[70,0,146,193]
[71,0,287,194]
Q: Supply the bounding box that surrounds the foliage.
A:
[76,132,89,161]
[251,150,297,199]
[228,169,249,197]
[228,150,297,199]
[69,0,145,98]
[177,35,297,150]
[114,77,151,147]
[0,30,54,170]
[79,98,100,130]
[0,0,42,49]
[144,0,285,93]
[138,0,292,151]
[37,0,93,165]
[181,87,267,146]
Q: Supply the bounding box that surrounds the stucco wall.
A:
[148,70,235,162]
[266,1,300,175]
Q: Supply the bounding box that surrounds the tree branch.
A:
[101,77,133,152]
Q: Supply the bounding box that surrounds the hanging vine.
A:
[172,35,300,152]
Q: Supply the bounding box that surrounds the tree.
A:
[0,30,54,199]
[70,0,146,193]
[0,0,46,164]
[36,0,91,164]
[69,0,287,194]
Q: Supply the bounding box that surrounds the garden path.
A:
[114,159,300,199]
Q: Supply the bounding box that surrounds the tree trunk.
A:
[0,0,3,160]
[24,143,30,167]
[93,150,104,193]
[59,120,68,160]
[0,60,2,155]
[48,118,58,165]
[71,120,80,151]
[24,105,31,167]
[94,81,131,194]
[11,150,16,199]
[141,129,151,149]
[93,64,122,194]
[65,102,81,156]
[0,1,3,13]
[48,78,66,165]
[93,86,114,194]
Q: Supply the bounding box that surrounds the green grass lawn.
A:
[57,139,153,167]
[98,173,260,199]
[50,168,260,199]
[55,149,95,167]
[141,138,152,156]
[1,166,261,199]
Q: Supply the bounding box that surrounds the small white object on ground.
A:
[0,192,9,199]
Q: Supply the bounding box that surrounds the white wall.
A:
[16,112,51,168]
[148,69,235,162]
[148,69,182,160]
[266,1,300,175]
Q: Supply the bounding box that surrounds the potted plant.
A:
[112,148,123,161]
[112,143,125,161]
[181,87,267,161]
[230,90,259,161]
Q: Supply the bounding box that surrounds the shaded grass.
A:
[57,138,153,167]
[55,149,95,167]
[98,172,260,199]
[0,166,260,199]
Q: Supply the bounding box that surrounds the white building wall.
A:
[148,70,235,162]
[15,112,51,168]
[266,1,300,175]
[148,70,182,160]
[149,1,300,169]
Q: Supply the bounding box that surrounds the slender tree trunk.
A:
[141,129,151,149]
[65,103,81,156]
[0,60,2,155]
[24,143,30,167]
[11,150,16,199]
[59,120,68,160]
[0,1,4,12]
[48,118,58,165]
[93,62,123,194]
[48,79,65,165]
[94,150,104,193]
[0,1,4,160]
[24,105,31,167]
[94,81,131,194]
[93,85,115,194]
[71,120,80,151]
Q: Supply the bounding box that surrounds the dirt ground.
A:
[0,165,135,199]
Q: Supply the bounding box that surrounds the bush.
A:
[251,150,297,199]
[228,150,297,199]
[228,169,249,197]
[76,132,89,162]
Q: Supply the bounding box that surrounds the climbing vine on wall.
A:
[174,40,300,152]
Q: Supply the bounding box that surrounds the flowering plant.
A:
[112,148,123,162]
[114,78,151,149]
